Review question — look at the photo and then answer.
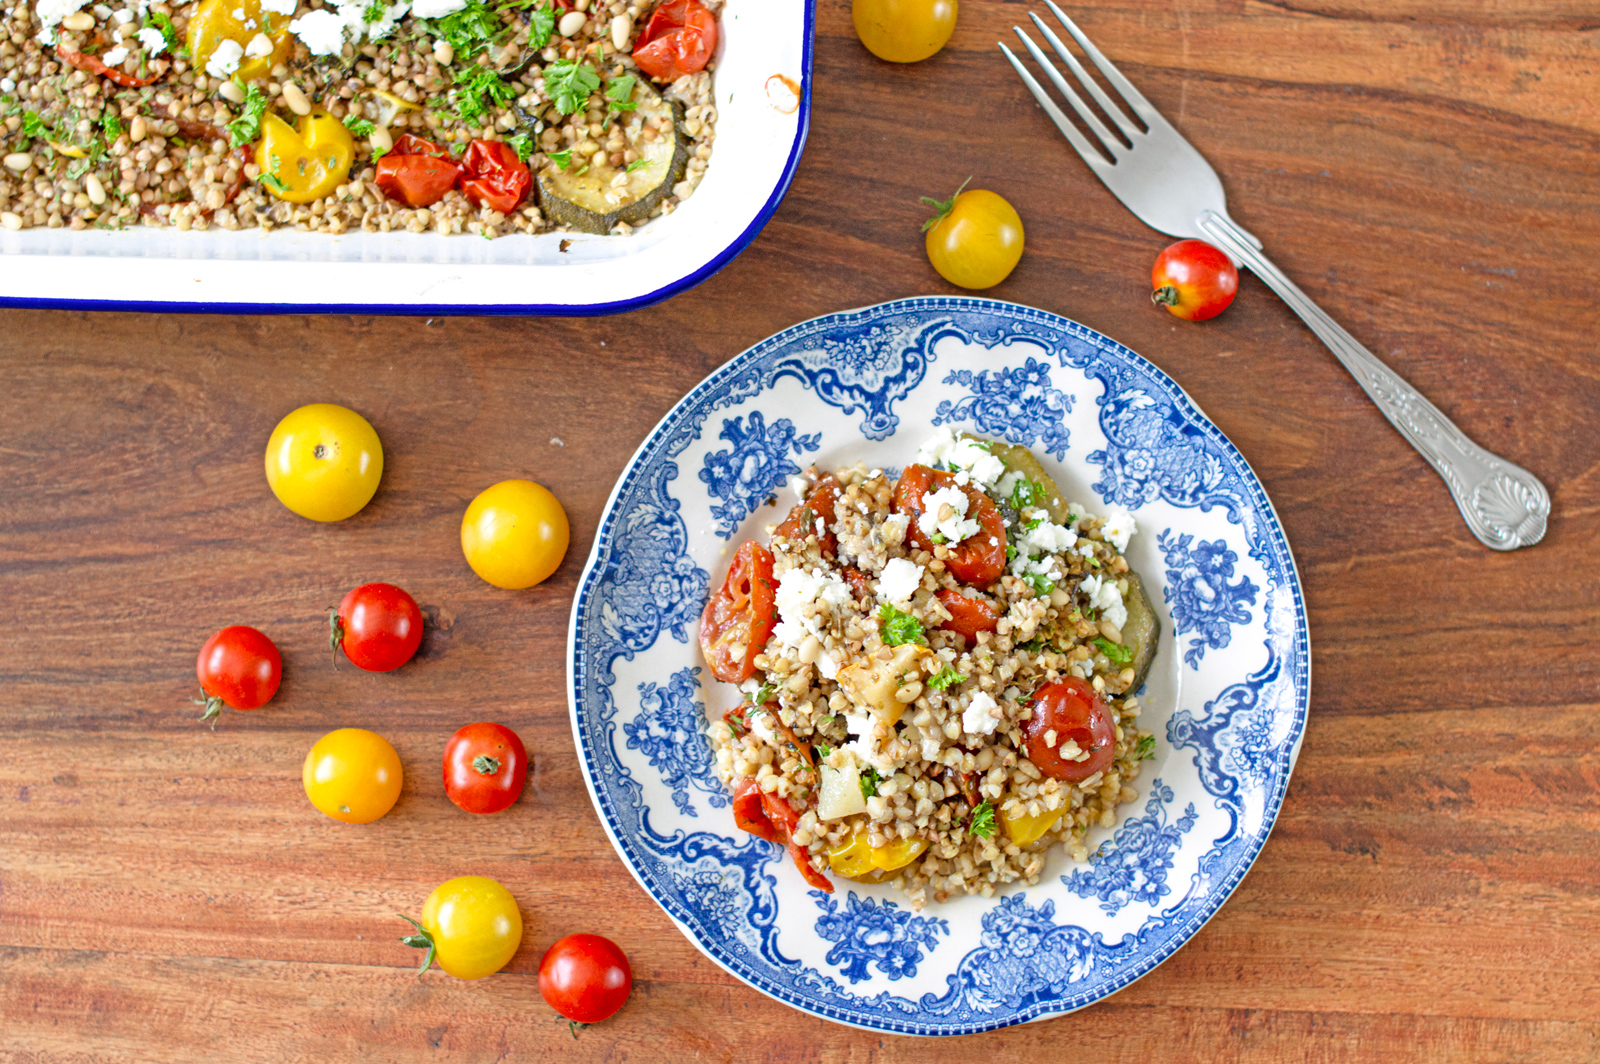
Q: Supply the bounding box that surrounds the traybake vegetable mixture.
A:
[700,429,1162,909]
[0,0,718,234]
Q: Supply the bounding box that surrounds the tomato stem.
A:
[918,176,971,233]
[396,914,436,978]
[1150,285,1181,307]
[568,1020,589,1040]
[327,608,345,670]
[190,693,226,729]
[471,755,501,776]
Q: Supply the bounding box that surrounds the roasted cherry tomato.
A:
[853,0,957,63]
[330,582,423,672]
[460,479,571,590]
[730,777,833,892]
[443,722,528,815]
[459,139,531,213]
[1021,678,1116,784]
[255,108,354,204]
[302,727,403,823]
[698,541,777,684]
[922,181,1024,290]
[375,139,461,208]
[892,464,1007,587]
[193,625,281,726]
[55,44,164,87]
[632,0,717,81]
[186,0,292,85]
[264,403,384,522]
[1151,239,1238,321]
[774,474,842,557]
[400,876,523,980]
[840,565,873,603]
[934,587,1000,644]
[539,933,633,1032]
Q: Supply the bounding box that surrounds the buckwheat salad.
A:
[699,427,1163,909]
[0,0,718,235]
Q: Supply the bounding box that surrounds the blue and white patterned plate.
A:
[566,297,1310,1034]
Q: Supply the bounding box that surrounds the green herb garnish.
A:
[506,130,534,161]
[101,109,123,141]
[526,2,555,48]
[624,157,651,173]
[752,683,775,707]
[930,531,945,544]
[877,603,926,647]
[606,73,638,114]
[545,59,600,116]
[21,110,48,144]
[227,79,267,147]
[451,64,516,126]
[363,0,386,20]
[858,765,881,800]
[1005,543,1018,562]
[1093,637,1133,665]
[1025,573,1054,598]
[968,800,996,839]
[259,173,290,193]
[146,11,182,55]
[1134,735,1156,761]
[546,147,574,169]
[815,744,833,758]
[927,666,963,691]
[426,0,506,61]
[343,114,376,137]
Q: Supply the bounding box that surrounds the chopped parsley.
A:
[1093,637,1133,665]
[858,765,881,800]
[342,114,376,137]
[877,603,926,647]
[1005,542,1018,562]
[227,80,268,147]
[968,800,996,839]
[545,59,600,116]
[546,147,574,169]
[752,682,776,706]
[1134,735,1156,761]
[1017,636,1049,653]
[101,110,123,142]
[258,172,290,193]
[624,157,651,173]
[927,666,963,691]
[1025,573,1054,598]
[145,11,183,55]
[1009,476,1049,513]
[815,744,833,758]
[363,0,386,19]
[606,73,638,114]
[426,0,506,61]
[507,130,534,161]
[451,65,517,126]
[20,110,49,145]
[930,531,945,544]
[525,2,555,48]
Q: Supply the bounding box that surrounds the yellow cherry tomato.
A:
[302,728,403,824]
[264,403,384,522]
[827,822,930,880]
[1000,800,1068,847]
[256,108,355,204]
[923,182,1025,290]
[853,0,957,63]
[461,479,571,590]
[187,0,292,85]
[400,876,523,980]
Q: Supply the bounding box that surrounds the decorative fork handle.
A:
[1197,210,1550,551]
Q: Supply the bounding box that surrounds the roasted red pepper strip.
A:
[57,44,164,87]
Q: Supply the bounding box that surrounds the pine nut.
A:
[62,11,95,30]
[218,79,245,104]
[432,39,453,64]
[558,10,586,36]
[130,116,147,142]
[283,81,311,115]
[85,174,106,204]
[610,13,631,49]
[369,124,393,152]
[3,152,32,172]
[0,212,22,231]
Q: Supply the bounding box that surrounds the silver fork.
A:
[1000,2,1549,551]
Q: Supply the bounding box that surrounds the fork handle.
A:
[1197,210,1550,550]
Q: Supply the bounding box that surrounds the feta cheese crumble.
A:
[288,8,344,53]
[1080,573,1128,629]
[915,425,1006,487]
[770,565,853,650]
[962,691,1001,736]
[259,0,297,13]
[918,486,979,544]
[876,557,925,606]
[135,24,165,52]
[1101,505,1136,552]
[100,44,128,65]
[409,0,464,15]
[33,0,90,44]
[204,37,244,77]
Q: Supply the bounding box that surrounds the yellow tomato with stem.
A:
[461,480,571,590]
[302,728,403,824]
[399,876,523,980]
[827,822,929,880]
[852,0,957,63]
[187,0,293,85]
[256,109,355,204]
[264,403,383,522]
[922,180,1025,290]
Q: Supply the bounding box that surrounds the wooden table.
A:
[3,1,1597,1060]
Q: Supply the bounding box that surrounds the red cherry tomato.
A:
[56,44,164,87]
[374,135,462,208]
[1150,239,1238,321]
[330,582,423,672]
[774,474,842,557]
[443,722,528,814]
[194,625,282,726]
[839,564,873,603]
[538,933,633,1031]
[698,541,777,684]
[729,778,833,892]
[459,139,531,213]
[632,0,717,81]
[935,587,1000,643]
[1021,678,1116,783]
[891,464,1008,587]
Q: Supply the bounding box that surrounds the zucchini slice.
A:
[536,77,689,235]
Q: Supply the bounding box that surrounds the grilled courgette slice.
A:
[536,77,688,235]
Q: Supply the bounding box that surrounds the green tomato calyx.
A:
[1151,285,1181,307]
[919,176,972,233]
[397,914,436,978]
[191,692,226,729]
[472,755,501,776]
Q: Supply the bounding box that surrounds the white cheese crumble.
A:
[1080,573,1128,629]
[34,0,91,44]
[918,486,979,544]
[0,77,13,93]
[816,649,840,681]
[100,43,127,64]
[288,8,345,54]
[915,426,1006,487]
[204,37,244,77]
[410,0,464,15]
[110,6,131,20]
[844,712,896,774]
[749,709,778,746]
[962,691,1001,736]
[135,24,165,52]
[259,0,297,13]
[1101,504,1137,552]
[229,6,244,16]
[770,565,852,652]
[1022,518,1078,555]
[876,557,925,606]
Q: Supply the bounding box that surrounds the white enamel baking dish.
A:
[0,0,813,315]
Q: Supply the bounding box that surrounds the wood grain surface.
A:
[3,0,1598,1060]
